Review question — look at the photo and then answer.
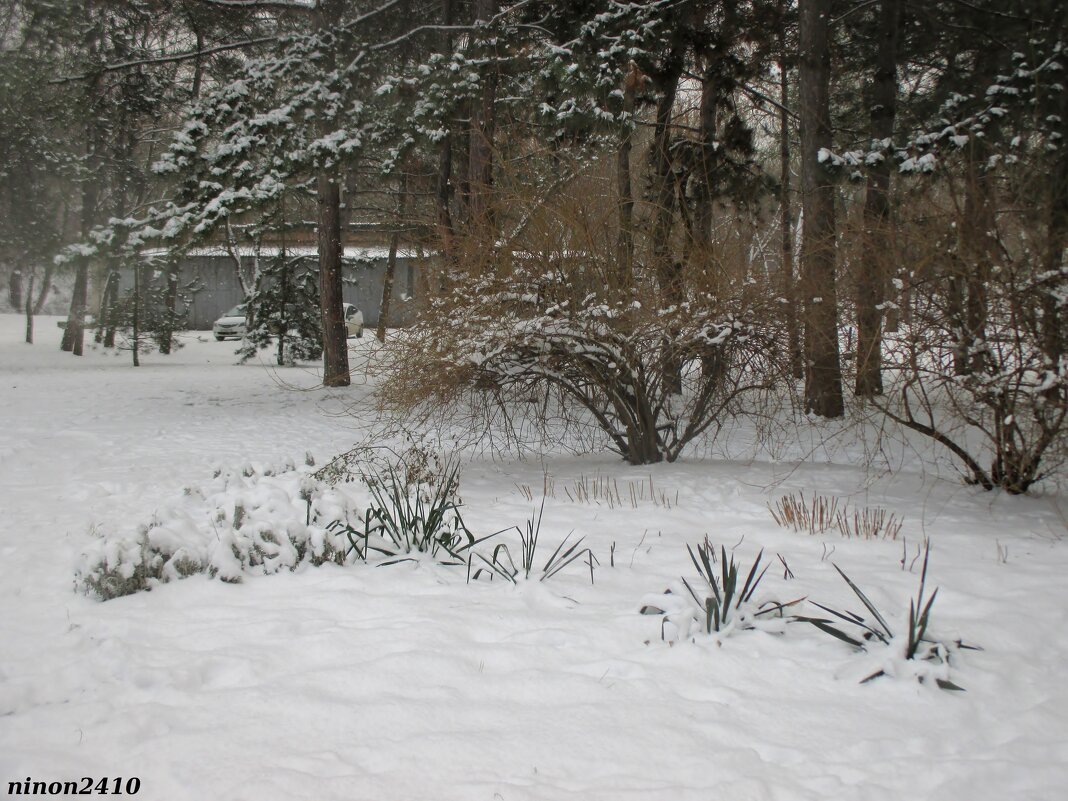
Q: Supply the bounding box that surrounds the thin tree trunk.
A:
[62,10,103,356]
[435,0,456,295]
[24,271,34,344]
[9,268,22,309]
[855,0,901,397]
[615,62,640,286]
[952,154,993,376]
[101,270,119,348]
[315,0,350,387]
[467,0,498,232]
[378,172,408,342]
[159,259,179,354]
[799,0,844,417]
[318,173,349,386]
[690,59,718,286]
[779,47,803,379]
[32,262,53,314]
[131,258,140,367]
[1041,83,1067,366]
[651,59,684,395]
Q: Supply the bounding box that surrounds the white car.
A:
[213,304,248,340]
[214,302,362,340]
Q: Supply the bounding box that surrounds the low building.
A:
[136,245,424,330]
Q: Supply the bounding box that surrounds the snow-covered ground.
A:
[2,314,1067,801]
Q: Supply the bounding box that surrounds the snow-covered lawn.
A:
[2,314,1067,801]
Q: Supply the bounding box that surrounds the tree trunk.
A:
[315,0,350,387]
[951,153,993,376]
[101,270,119,348]
[435,0,456,294]
[378,172,408,342]
[24,271,34,344]
[779,47,803,380]
[62,11,104,356]
[467,0,498,231]
[690,59,718,287]
[855,0,901,398]
[615,62,640,285]
[1041,79,1068,367]
[131,258,141,367]
[651,59,683,395]
[9,269,22,310]
[318,173,350,387]
[799,0,844,417]
[160,260,179,355]
[32,262,53,315]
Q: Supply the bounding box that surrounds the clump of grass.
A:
[334,456,496,565]
[835,506,903,541]
[472,498,598,584]
[769,493,840,535]
[769,492,902,540]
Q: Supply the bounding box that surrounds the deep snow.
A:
[1,314,1067,801]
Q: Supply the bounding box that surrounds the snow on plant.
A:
[77,460,357,600]
[381,256,782,465]
[641,541,801,641]
[795,543,977,691]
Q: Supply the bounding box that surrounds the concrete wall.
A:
[126,252,422,330]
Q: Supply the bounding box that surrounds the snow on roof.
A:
[141,245,425,261]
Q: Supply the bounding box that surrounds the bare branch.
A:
[50,36,278,84]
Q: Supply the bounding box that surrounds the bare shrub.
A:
[378,185,786,465]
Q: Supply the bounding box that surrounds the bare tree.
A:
[855,0,901,397]
[798,0,844,417]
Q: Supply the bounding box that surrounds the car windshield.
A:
[223,305,247,317]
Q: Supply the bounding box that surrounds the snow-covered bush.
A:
[381,251,784,465]
[77,460,358,600]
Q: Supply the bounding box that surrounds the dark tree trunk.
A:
[779,47,803,380]
[101,270,119,348]
[1042,83,1068,366]
[159,260,179,355]
[799,0,844,417]
[951,153,993,376]
[467,0,498,231]
[131,258,141,367]
[318,173,349,387]
[315,0,350,387]
[690,59,718,286]
[33,262,53,315]
[9,269,22,310]
[435,0,456,293]
[651,56,684,394]
[855,0,901,398]
[615,62,640,286]
[62,12,104,357]
[378,172,408,342]
[24,271,34,344]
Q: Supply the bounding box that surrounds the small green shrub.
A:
[796,543,976,690]
[643,540,801,640]
[472,499,598,584]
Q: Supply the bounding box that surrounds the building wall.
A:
[127,253,422,330]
